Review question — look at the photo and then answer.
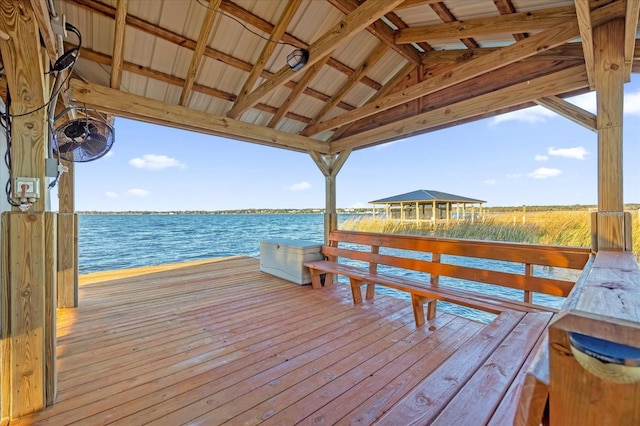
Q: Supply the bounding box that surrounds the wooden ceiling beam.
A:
[267,54,332,129]
[68,79,330,153]
[305,0,625,137]
[179,0,220,106]
[226,0,404,119]
[29,0,60,62]
[67,0,381,94]
[624,0,640,78]
[421,43,586,64]
[429,2,479,49]
[383,10,433,53]
[396,0,446,10]
[234,0,302,109]
[75,46,313,125]
[575,0,595,89]
[395,5,577,44]
[218,0,381,91]
[535,95,596,131]
[331,66,588,153]
[329,61,417,141]
[325,0,421,64]
[492,0,527,41]
[110,0,127,89]
[302,43,390,134]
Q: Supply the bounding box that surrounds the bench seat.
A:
[304,259,557,326]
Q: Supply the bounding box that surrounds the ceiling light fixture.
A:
[287,48,309,71]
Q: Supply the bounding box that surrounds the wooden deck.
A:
[14,256,549,425]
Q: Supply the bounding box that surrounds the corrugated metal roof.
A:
[371,190,486,204]
[46,0,637,152]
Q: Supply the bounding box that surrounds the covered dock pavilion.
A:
[0,0,639,424]
[370,189,486,223]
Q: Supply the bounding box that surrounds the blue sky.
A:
[60,76,639,211]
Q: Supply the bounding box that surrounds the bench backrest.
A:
[324,230,591,299]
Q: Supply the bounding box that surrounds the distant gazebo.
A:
[370,190,486,223]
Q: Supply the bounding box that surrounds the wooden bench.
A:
[304,230,591,326]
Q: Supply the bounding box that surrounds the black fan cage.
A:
[53,118,115,162]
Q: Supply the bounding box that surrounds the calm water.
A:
[79,214,576,322]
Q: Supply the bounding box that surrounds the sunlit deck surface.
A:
[16,256,544,425]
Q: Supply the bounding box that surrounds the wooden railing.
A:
[324,230,591,302]
[517,251,640,425]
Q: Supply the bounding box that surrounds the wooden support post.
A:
[432,201,436,223]
[1,214,9,423]
[44,213,57,406]
[595,18,625,251]
[0,1,58,418]
[415,201,419,223]
[57,160,77,307]
[430,252,441,286]
[548,252,640,425]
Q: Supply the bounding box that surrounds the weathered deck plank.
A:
[14,256,547,426]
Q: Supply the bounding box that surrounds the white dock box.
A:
[260,239,324,285]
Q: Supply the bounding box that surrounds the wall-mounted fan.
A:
[52,111,114,162]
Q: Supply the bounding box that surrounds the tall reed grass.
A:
[341,210,640,258]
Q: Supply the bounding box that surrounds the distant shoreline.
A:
[76,204,639,215]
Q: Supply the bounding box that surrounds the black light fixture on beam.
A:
[287,48,309,71]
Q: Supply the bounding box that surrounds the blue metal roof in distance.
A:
[370,190,486,204]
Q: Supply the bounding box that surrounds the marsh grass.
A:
[341,210,640,257]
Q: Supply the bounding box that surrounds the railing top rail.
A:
[330,230,591,270]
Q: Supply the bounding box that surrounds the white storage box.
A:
[260,239,324,285]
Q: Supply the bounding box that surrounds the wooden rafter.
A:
[29,0,59,62]
[305,0,625,137]
[302,42,389,134]
[535,95,597,131]
[74,45,315,124]
[68,79,329,153]
[267,54,332,129]
[180,0,220,106]
[217,0,381,91]
[430,2,479,49]
[225,0,404,119]
[624,0,640,78]
[325,0,421,64]
[329,61,416,141]
[383,10,433,53]
[421,44,586,64]
[492,0,527,41]
[110,0,127,89]
[575,0,595,89]
[331,66,589,153]
[67,0,382,92]
[234,0,302,109]
[395,5,577,44]
[396,0,446,9]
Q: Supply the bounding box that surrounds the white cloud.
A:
[548,146,588,160]
[374,141,398,150]
[105,191,118,198]
[535,155,549,161]
[566,92,596,114]
[625,90,640,115]
[288,181,311,191]
[490,105,555,125]
[506,173,522,179]
[129,154,186,170]
[484,179,496,185]
[126,188,150,197]
[528,167,562,179]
